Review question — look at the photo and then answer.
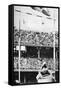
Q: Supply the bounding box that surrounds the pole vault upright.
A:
[18,19,21,83]
[15,10,21,83]
[53,9,56,81]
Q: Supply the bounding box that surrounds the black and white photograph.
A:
[8,4,60,85]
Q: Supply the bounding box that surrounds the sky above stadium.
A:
[14,6,58,33]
